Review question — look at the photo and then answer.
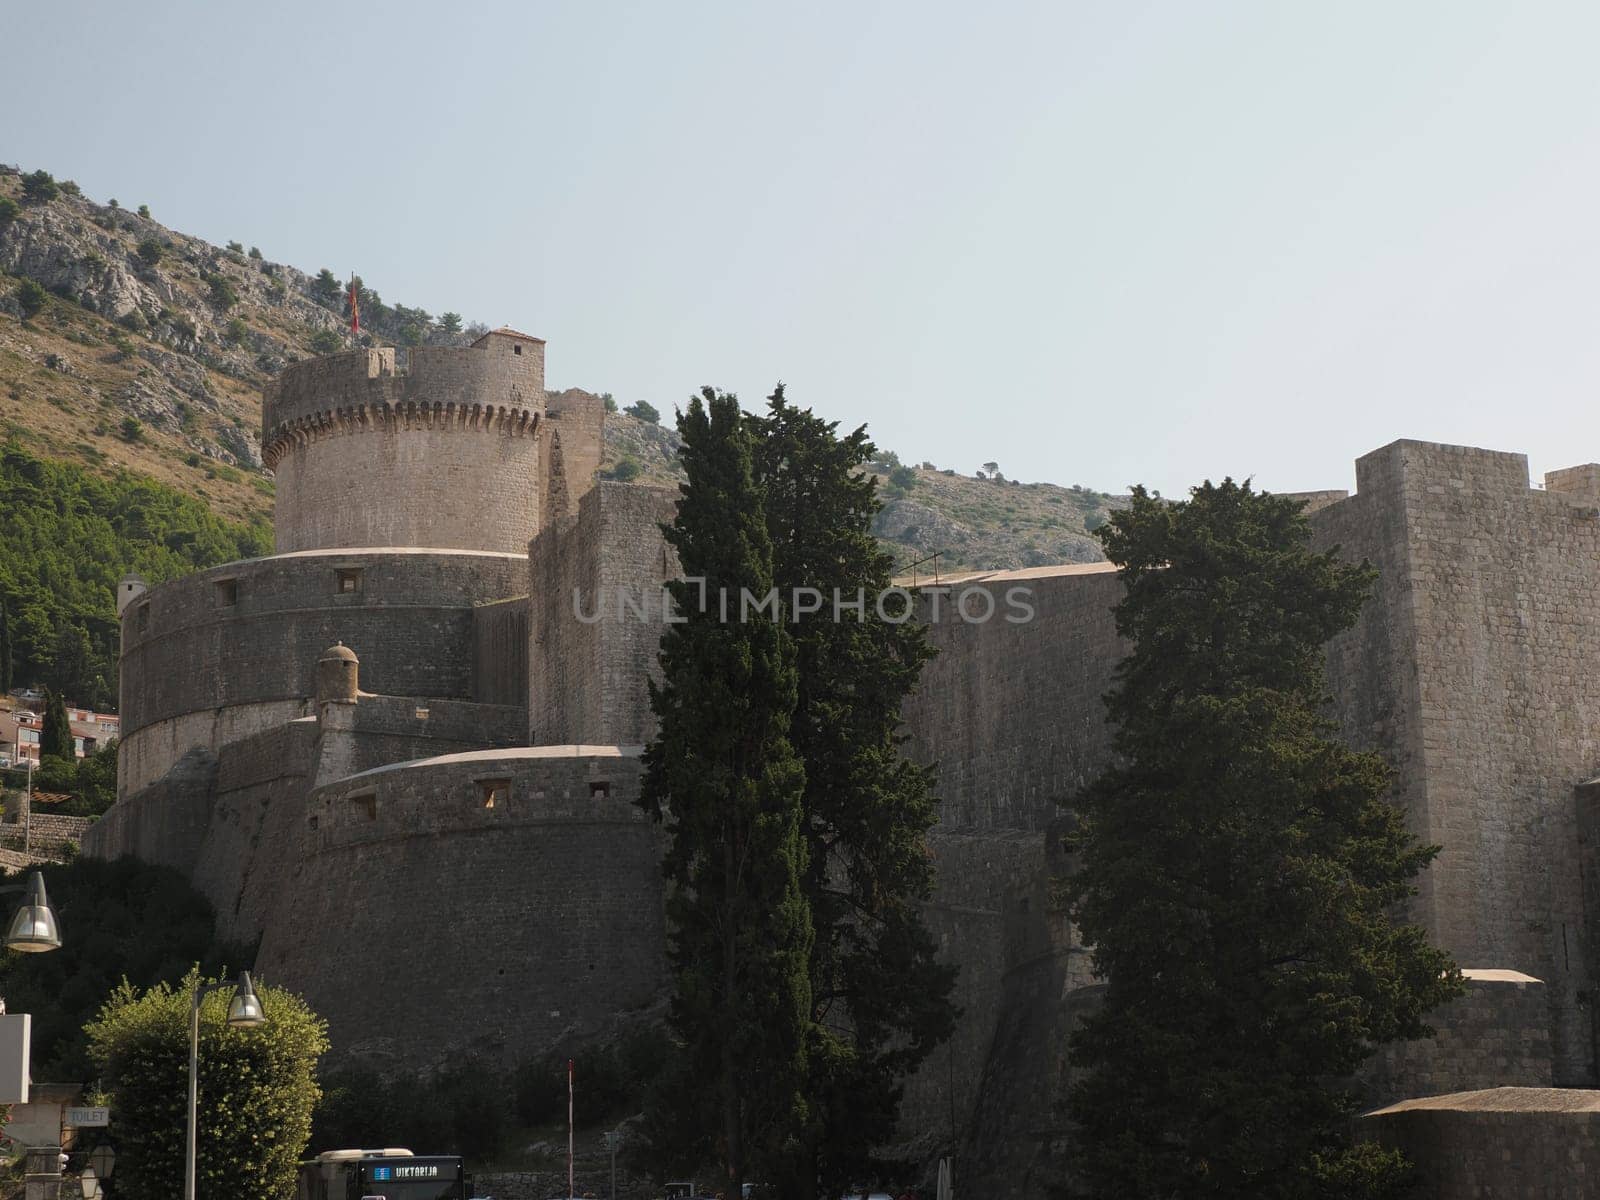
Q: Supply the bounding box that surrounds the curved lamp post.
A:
[3,871,61,954]
[184,972,267,1200]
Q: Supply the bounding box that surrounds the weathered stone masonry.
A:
[82,320,1600,1199]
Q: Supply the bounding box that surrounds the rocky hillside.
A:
[602,414,1120,572]
[0,162,1119,571]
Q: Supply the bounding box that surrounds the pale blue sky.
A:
[7,1,1600,496]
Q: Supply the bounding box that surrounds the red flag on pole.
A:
[347,277,360,337]
[568,1058,575,1199]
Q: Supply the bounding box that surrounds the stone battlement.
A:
[262,341,546,469]
[260,330,596,556]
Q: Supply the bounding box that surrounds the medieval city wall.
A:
[528,483,679,746]
[896,564,1126,1192]
[1312,440,1600,1084]
[1362,1089,1600,1198]
[254,747,666,1069]
[117,549,526,793]
[474,597,530,708]
[270,428,542,555]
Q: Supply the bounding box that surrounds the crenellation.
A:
[84,318,1600,1194]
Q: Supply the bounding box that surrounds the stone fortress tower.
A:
[82,324,1600,1195]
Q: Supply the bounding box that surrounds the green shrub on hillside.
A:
[16,278,47,319]
[309,328,342,355]
[135,237,163,266]
[0,196,19,225]
[0,442,271,705]
[21,171,58,203]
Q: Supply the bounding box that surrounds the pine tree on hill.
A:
[638,387,812,1197]
[749,386,956,1193]
[41,689,74,761]
[1065,479,1463,1199]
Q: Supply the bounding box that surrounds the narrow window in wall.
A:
[336,568,363,595]
[589,780,611,800]
[513,344,522,356]
[480,779,510,809]
[353,793,377,820]
[135,603,150,633]
[215,578,238,607]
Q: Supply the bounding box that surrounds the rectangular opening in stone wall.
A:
[513,344,522,355]
[414,707,429,720]
[135,603,149,633]
[352,792,376,820]
[215,579,238,608]
[335,568,364,595]
[479,779,510,809]
[308,815,318,830]
[589,780,611,800]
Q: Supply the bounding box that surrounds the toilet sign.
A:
[65,1107,109,1128]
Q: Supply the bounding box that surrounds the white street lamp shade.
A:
[226,971,267,1028]
[5,873,60,952]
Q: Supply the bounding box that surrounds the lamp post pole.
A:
[183,972,267,1200]
[23,757,32,858]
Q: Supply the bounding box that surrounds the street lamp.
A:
[2,871,60,953]
[184,972,267,1200]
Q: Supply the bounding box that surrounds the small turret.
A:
[316,643,359,705]
[117,574,148,618]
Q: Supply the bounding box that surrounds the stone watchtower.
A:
[261,328,604,554]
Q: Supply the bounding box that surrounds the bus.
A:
[296,1149,467,1200]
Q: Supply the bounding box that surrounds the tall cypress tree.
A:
[750,387,957,1194]
[639,388,812,1196]
[1065,480,1462,1199]
[41,688,75,760]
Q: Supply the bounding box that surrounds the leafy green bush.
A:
[607,455,642,483]
[136,204,150,218]
[21,171,58,203]
[135,237,163,266]
[602,393,618,413]
[0,857,247,1078]
[16,278,47,319]
[60,180,81,197]
[119,416,144,443]
[309,328,342,355]
[88,968,329,1200]
[203,272,238,310]
[248,246,262,260]
[623,400,660,425]
[0,196,18,225]
[224,316,249,346]
[226,241,244,254]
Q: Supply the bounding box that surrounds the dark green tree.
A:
[1065,479,1463,1199]
[749,388,956,1194]
[16,278,47,319]
[0,196,19,226]
[438,311,463,335]
[87,968,328,1200]
[311,268,341,306]
[0,856,243,1078]
[625,399,661,425]
[20,170,58,203]
[0,603,12,692]
[41,688,74,758]
[639,387,812,1197]
[135,237,163,267]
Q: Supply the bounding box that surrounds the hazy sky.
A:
[7,1,1599,496]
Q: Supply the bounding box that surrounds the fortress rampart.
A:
[255,747,664,1068]
[117,549,527,794]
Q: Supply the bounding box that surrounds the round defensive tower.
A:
[263,329,548,554]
